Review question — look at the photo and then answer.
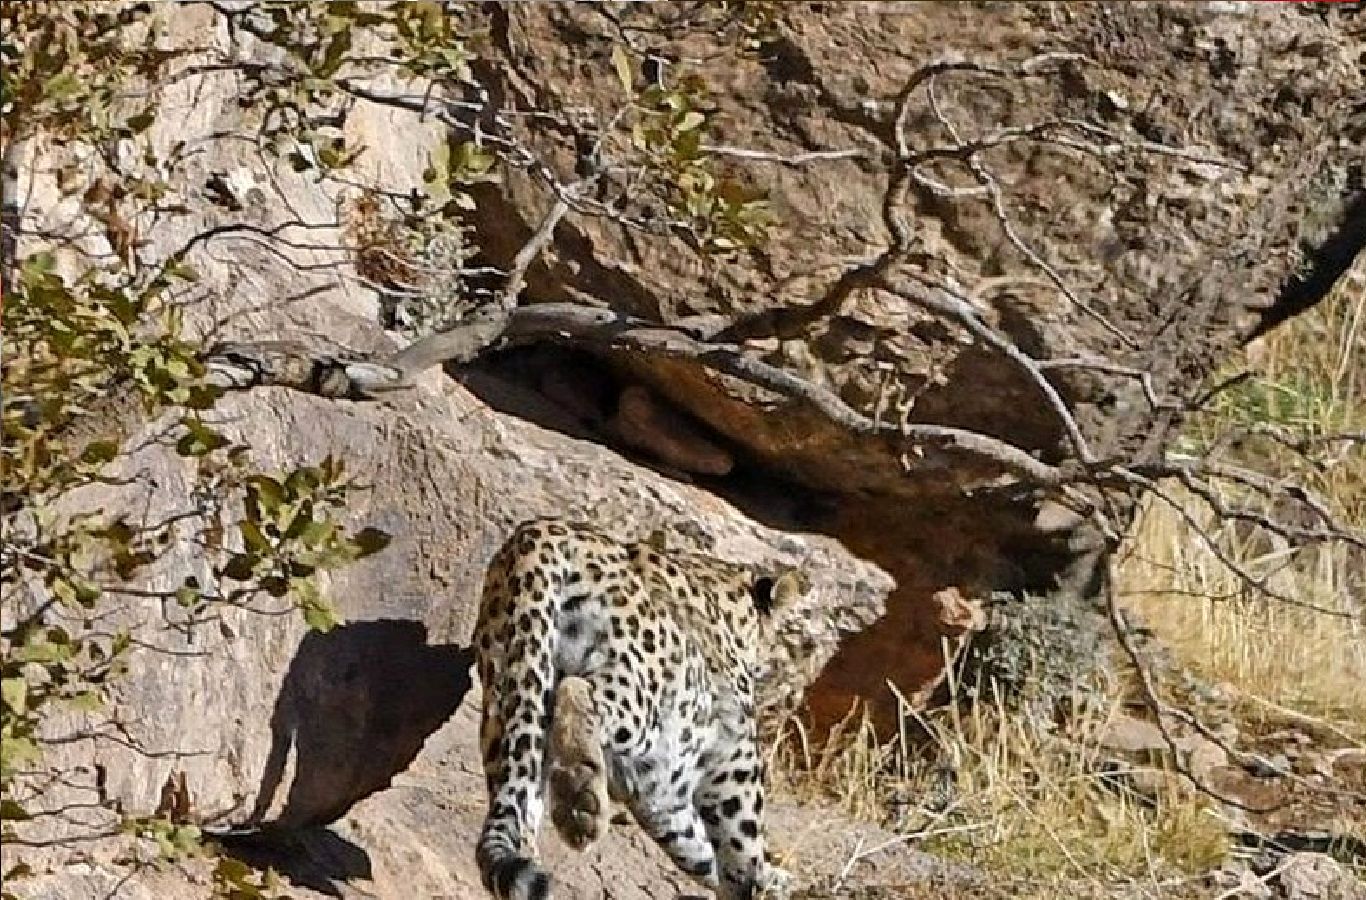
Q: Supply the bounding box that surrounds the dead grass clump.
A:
[776,264,1364,890]
[1118,270,1366,738]
[342,190,475,335]
[775,675,1227,885]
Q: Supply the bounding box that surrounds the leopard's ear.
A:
[751,569,809,616]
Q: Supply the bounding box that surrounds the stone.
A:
[1175,733,1231,781]
[1277,853,1366,900]
[610,384,735,476]
[1100,716,1169,754]
[1209,861,1274,900]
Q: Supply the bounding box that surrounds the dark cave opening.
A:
[455,343,842,534]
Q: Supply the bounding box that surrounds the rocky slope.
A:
[4,2,1363,898]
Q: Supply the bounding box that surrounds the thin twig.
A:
[1102,578,1286,813]
[883,273,1095,464]
[700,145,865,167]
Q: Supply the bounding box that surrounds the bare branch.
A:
[921,73,1138,349]
[502,305,1061,486]
[1109,467,1353,618]
[881,272,1095,465]
[1170,468,1366,553]
[699,145,865,167]
[205,300,1066,485]
[386,195,573,379]
[1103,579,1286,813]
[1037,356,1179,412]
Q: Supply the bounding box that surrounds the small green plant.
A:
[1,4,395,890]
[216,456,390,632]
[124,815,207,863]
[212,857,294,900]
[225,1,474,176]
[0,1,169,148]
[611,47,775,256]
[349,137,497,336]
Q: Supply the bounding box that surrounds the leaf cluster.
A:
[613,51,774,255]
[231,1,474,176]
[1,4,394,884]
[0,1,170,147]
[215,456,390,632]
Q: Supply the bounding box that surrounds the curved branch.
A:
[204,299,1065,485]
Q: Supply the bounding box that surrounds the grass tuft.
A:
[777,261,1364,891]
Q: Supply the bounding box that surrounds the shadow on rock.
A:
[215,826,375,898]
[249,618,473,829]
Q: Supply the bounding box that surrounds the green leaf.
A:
[19,252,57,285]
[239,520,272,553]
[299,519,335,548]
[165,259,200,282]
[453,141,494,178]
[248,476,286,514]
[176,429,226,457]
[282,500,315,540]
[673,128,701,162]
[220,553,258,581]
[302,601,339,633]
[171,823,203,853]
[351,527,392,558]
[14,638,73,664]
[213,857,252,885]
[1,678,27,716]
[284,466,319,495]
[174,582,202,608]
[318,28,353,78]
[0,799,31,822]
[42,71,82,101]
[611,44,634,93]
[677,110,706,133]
[261,576,289,598]
[125,109,156,134]
[80,440,120,465]
[67,690,104,712]
[184,384,223,410]
[0,735,42,775]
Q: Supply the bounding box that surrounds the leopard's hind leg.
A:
[547,676,611,850]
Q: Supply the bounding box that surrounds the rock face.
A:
[5,2,1363,898]
[7,380,890,894]
[455,2,1363,731]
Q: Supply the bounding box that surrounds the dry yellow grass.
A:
[777,263,1365,887]
[776,674,1227,886]
[1118,264,1366,737]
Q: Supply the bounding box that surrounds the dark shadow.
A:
[214,619,473,895]
[1249,189,1365,340]
[214,825,374,899]
[458,344,842,533]
[455,345,619,444]
[251,618,474,829]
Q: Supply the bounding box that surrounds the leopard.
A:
[472,517,803,900]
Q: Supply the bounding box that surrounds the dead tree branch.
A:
[1108,467,1353,618]
[881,272,1096,465]
[920,69,1137,349]
[205,301,1067,486]
[385,194,573,379]
[1103,579,1285,813]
